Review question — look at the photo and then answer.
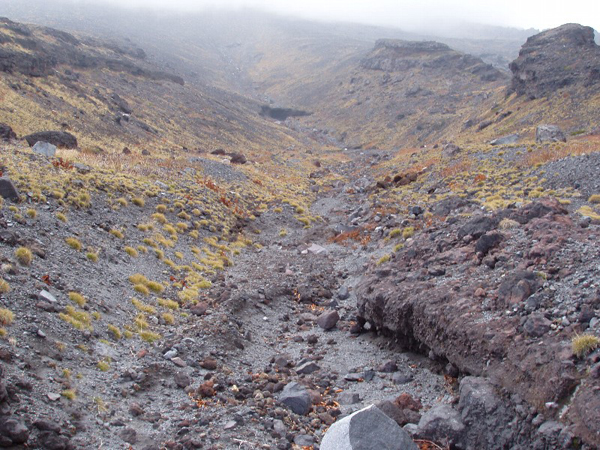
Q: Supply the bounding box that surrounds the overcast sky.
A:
[85,0,599,32]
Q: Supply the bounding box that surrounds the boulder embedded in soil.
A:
[32,141,57,158]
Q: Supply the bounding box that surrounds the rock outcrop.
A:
[510,23,600,98]
[362,39,503,82]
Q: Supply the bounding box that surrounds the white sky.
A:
[89,0,600,32]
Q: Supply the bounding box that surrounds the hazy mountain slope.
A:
[0,18,307,155]
[0,1,532,90]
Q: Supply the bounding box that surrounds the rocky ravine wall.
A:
[357,198,600,448]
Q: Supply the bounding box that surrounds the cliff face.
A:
[510,23,600,98]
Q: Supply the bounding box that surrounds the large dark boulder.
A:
[0,124,16,141]
[0,178,20,201]
[24,131,77,149]
[510,24,600,98]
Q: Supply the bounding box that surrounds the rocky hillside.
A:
[0,18,307,155]
[289,39,507,149]
[0,15,599,450]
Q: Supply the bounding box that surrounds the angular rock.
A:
[0,178,19,201]
[536,125,566,143]
[490,134,519,146]
[321,405,418,450]
[442,143,461,158]
[317,310,339,330]
[417,404,465,446]
[32,141,57,158]
[395,393,422,412]
[457,216,496,240]
[306,243,327,255]
[278,382,311,415]
[377,360,398,373]
[38,290,57,304]
[475,232,503,256]
[523,313,552,337]
[296,361,320,375]
[392,373,413,385]
[120,427,137,444]
[174,372,191,388]
[498,271,539,306]
[25,131,77,149]
[375,400,421,427]
[38,431,70,450]
[338,392,361,405]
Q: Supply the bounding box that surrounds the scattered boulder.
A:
[536,125,567,143]
[32,141,57,158]
[475,232,503,256]
[200,357,217,370]
[211,149,226,156]
[523,312,552,337]
[490,134,519,146]
[442,143,461,158]
[417,404,465,446]
[316,310,339,330]
[431,195,472,216]
[375,399,421,427]
[296,361,320,375]
[120,427,137,444]
[497,271,540,306]
[457,216,496,240]
[0,178,20,201]
[321,405,418,450]
[24,131,77,149]
[338,392,361,405]
[122,147,132,155]
[174,372,191,389]
[278,382,311,415]
[509,198,567,224]
[230,153,247,164]
[0,124,16,141]
[337,285,350,300]
[378,360,398,373]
